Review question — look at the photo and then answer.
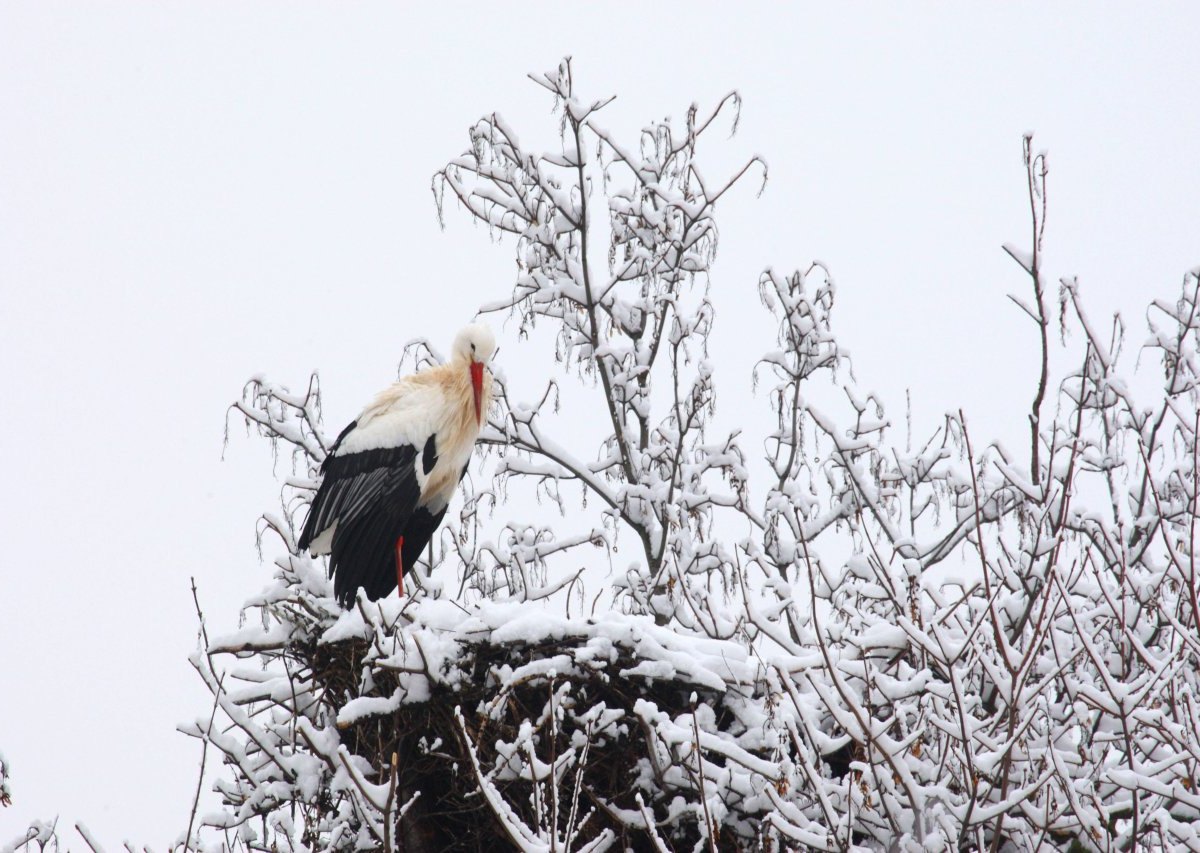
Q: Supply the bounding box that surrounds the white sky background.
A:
[1,2,1198,845]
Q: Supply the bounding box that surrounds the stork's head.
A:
[451,323,496,424]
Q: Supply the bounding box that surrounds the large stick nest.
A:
[311,629,741,851]
[206,569,788,852]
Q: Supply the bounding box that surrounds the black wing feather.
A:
[298,433,421,607]
[298,444,417,550]
[421,434,437,475]
[398,461,470,578]
[298,426,469,608]
[399,506,446,577]
[331,477,418,605]
[325,419,358,461]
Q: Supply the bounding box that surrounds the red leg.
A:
[395,535,405,597]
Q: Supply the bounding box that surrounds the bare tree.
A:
[174,60,1200,852]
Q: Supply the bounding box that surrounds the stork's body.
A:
[298,325,495,606]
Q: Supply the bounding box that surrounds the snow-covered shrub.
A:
[188,61,1200,851]
[1,752,10,810]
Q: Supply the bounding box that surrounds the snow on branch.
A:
[183,64,1200,852]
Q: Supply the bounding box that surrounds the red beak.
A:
[470,361,484,424]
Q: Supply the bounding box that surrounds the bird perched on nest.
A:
[298,323,496,606]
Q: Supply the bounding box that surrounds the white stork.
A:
[299,323,496,606]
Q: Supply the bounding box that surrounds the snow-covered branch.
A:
[186,63,1200,852]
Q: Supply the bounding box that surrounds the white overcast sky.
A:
[2,2,1198,846]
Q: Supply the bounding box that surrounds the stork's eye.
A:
[471,343,476,352]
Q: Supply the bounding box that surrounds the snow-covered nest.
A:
[188,557,789,852]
